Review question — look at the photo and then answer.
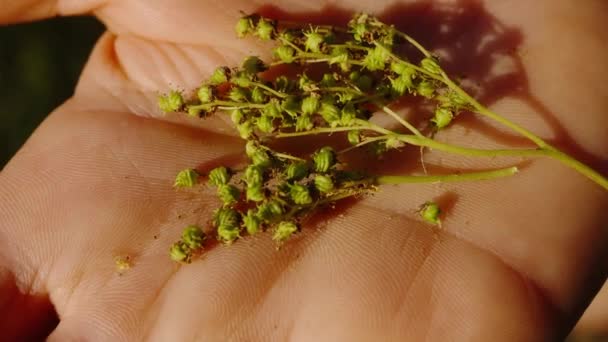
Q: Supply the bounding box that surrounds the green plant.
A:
[159,13,608,262]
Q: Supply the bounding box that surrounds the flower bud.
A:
[158,90,184,113]
[237,121,254,139]
[213,207,240,228]
[347,130,361,145]
[217,224,240,244]
[174,168,199,188]
[228,87,249,102]
[431,107,453,129]
[169,242,190,263]
[314,175,334,193]
[235,16,254,38]
[341,102,357,126]
[304,30,324,52]
[285,161,309,181]
[231,109,244,124]
[420,202,441,225]
[262,99,282,118]
[301,94,320,115]
[362,46,388,71]
[274,45,296,63]
[319,102,340,127]
[256,115,275,133]
[320,73,337,87]
[251,87,267,104]
[295,115,314,132]
[217,184,240,205]
[242,56,267,75]
[246,184,265,202]
[244,165,265,186]
[208,166,231,186]
[243,209,261,235]
[417,80,435,98]
[290,184,313,205]
[181,225,205,249]
[273,221,299,243]
[197,85,214,103]
[256,200,283,221]
[255,18,276,40]
[329,46,349,65]
[313,147,336,173]
[210,66,230,85]
[420,57,442,75]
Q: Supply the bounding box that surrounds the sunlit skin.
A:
[1,1,608,341]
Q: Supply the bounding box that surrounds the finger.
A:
[0,0,101,24]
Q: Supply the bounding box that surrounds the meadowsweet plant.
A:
[160,13,608,263]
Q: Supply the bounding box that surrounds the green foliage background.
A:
[0,16,104,167]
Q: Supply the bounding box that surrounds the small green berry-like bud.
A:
[281,95,300,115]
[181,225,205,249]
[217,184,240,205]
[313,147,336,173]
[314,174,334,193]
[210,66,230,85]
[197,85,214,103]
[228,87,249,102]
[290,184,313,205]
[236,16,254,38]
[390,62,411,75]
[362,46,388,71]
[273,221,299,243]
[431,107,454,129]
[208,166,231,186]
[158,90,184,113]
[244,165,265,186]
[256,200,283,221]
[245,142,272,167]
[237,121,254,139]
[304,30,324,52]
[275,76,293,92]
[243,209,261,235]
[320,73,337,87]
[417,80,435,98]
[251,87,267,104]
[217,224,240,245]
[341,103,357,126]
[353,74,373,92]
[295,115,314,132]
[274,45,296,63]
[319,102,340,127]
[285,161,309,181]
[390,75,413,95]
[420,202,441,225]
[385,136,405,149]
[298,73,316,91]
[347,130,361,145]
[256,115,275,133]
[329,46,349,65]
[255,18,276,40]
[187,106,204,118]
[420,57,442,75]
[231,109,244,124]
[262,99,282,118]
[174,168,199,188]
[213,207,240,228]
[170,242,190,263]
[242,56,268,75]
[246,185,265,202]
[301,94,320,115]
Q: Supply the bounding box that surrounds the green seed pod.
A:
[237,121,254,139]
[245,142,271,167]
[244,165,265,186]
[290,184,313,205]
[246,184,265,202]
[169,242,190,263]
[242,56,268,75]
[390,75,413,95]
[208,166,231,186]
[228,87,249,102]
[210,66,230,85]
[281,95,300,115]
[197,85,214,103]
[313,147,336,173]
[417,80,435,98]
[262,99,282,118]
[275,76,293,92]
[431,107,454,129]
[256,200,283,221]
[320,73,337,87]
[295,115,314,132]
[285,161,309,181]
[304,30,324,52]
[256,115,275,133]
[420,202,441,225]
[362,46,388,71]
[230,109,244,124]
[390,61,409,75]
[347,130,361,145]
[181,225,205,250]
[354,74,373,92]
[329,46,349,65]
[174,168,199,188]
[341,102,357,126]
[217,224,241,245]
[314,174,334,193]
[217,184,240,205]
[274,45,296,63]
[301,94,321,115]
[231,74,251,87]
[238,211,258,236]
[235,16,254,38]
[213,207,240,228]
[298,73,315,91]
[251,87,267,104]
[272,221,299,243]
[187,106,204,118]
[158,90,184,113]
[420,57,442,75]
[255,18,276,40]
[319,102,340,127]
[385,136,405,149]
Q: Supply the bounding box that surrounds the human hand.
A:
[1,1,607,341]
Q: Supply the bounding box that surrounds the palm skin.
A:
[1,0,608,341]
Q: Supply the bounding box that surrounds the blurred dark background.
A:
[0,16,104,168]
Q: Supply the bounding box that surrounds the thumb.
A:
[0,0,99,25]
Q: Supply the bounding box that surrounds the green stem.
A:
[380,105,424,137]
[376,166,519,184]
[250,81,287,98]
[394,31,432,58]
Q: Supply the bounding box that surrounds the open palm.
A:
[1,1,608,341]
